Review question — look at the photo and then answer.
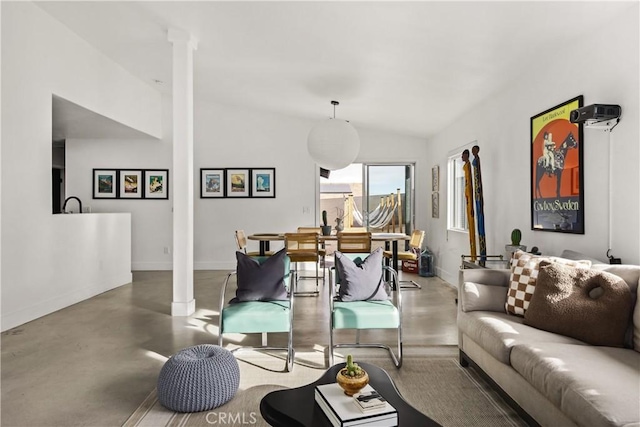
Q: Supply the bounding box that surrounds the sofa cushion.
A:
[635,280,640,353]
[524,262,633,347]
[505,250,591,316]
[590,264,640,350]
[510,343,640,427]
[460,282,507,312]
[457,311,586,364]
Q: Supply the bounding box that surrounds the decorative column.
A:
[168,29,198,316]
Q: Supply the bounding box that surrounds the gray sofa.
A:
[457,252,640,427]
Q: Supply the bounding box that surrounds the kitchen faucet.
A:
[62,196,83,214]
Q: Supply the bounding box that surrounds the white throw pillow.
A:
[461,282,507,313]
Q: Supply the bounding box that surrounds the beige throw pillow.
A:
[524,262,633,347]
[505,250,591,316]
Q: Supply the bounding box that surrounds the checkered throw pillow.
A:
[505,250,591,316]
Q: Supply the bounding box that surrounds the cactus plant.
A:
[322,210,328,226]
[344,354,363,377]
[337,354,369,395]
[511,228,522,246]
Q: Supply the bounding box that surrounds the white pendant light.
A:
[307,101,360,171]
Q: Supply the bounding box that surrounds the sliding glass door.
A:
[319,162,415,237]
[363,163,414,235]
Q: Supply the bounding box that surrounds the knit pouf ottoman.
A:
[157,344,240,413]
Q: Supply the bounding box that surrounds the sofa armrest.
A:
[459,268,511,287]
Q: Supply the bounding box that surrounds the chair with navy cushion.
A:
[218,248,294,372]
[328,248,403,368]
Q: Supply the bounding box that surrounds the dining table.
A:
[247,232,410,276]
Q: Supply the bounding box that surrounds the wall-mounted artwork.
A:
[432,165,439,192]
[530,95,584,233]
[226,168,250,198]
[144,170,169,199]
[119,170,143,199]
[200,168,225,198]
[432,192,439,218]
[93,169,117,199]
[251,168,275,198]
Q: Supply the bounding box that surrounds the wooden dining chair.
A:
[383,229,425,289]
[235,229,274,257]
[285,232,321,296]
[297,226,327,286]
[337,231,372,254]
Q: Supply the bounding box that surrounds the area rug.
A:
[123,348,526,427]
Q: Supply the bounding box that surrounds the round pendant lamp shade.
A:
[307,102,360,170]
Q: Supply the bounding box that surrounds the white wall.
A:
[193,103,428,270]
[66,99,428,271]
[426,6,640,286]
[1,3,162,330]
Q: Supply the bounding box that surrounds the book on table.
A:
[314,383,397,426]
[353,388,388,412]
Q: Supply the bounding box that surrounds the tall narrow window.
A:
[447,151,468,232]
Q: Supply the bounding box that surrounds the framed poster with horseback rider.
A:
[530,96,584,234]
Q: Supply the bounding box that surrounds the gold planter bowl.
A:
[336,368,369,396]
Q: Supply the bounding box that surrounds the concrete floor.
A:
[1,269,458,427]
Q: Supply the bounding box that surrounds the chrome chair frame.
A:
[328,266,403,368]
[218,271,295,372]
[384,229,425,290]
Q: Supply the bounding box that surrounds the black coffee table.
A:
[260,361,441,426]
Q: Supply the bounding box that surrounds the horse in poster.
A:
[534,131,577,198]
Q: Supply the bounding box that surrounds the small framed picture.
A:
[201,168,225,198]
[251,168,276,198]
[93,169,117,199]
[119,170,143,199]
[144,169,169,199]
[226,168,250,198]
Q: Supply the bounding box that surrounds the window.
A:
[447,149,470,232]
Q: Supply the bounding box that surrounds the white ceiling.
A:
[36,1,636,139]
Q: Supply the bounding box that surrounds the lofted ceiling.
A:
[36,1,636,139]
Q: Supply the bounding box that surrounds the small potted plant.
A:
[335,207,345,233]
[510,228,522,246]
[321,210,332,236]
[336,354,369,396]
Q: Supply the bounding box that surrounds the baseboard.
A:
[132,262,173,271]
[194,261,235,270]
[1,273,132,332]
[459,350,540,427]
[436,266,457,287]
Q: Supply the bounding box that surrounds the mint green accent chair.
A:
[328,265,402,368]
[218,256,294,372]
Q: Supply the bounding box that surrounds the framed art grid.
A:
[226,168,250,198]
[119,170,143,199]
[93,169,117,199]
[251,168,276,198]
[144,170,169,199]
[201,168,225,198]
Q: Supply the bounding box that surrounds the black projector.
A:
[570,104,621,123]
